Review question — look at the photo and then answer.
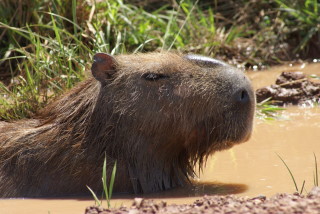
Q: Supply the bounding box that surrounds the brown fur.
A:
[0,52,255,197]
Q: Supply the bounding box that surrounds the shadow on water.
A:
[107,181,248,200]
[144,181,248,199]
[21,182,246,202]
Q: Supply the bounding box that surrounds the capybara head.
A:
[0,52,255,197]
[88,52,255,193]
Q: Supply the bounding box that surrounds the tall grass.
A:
[0,0,246,120]
[274,0,320,54]
[0,0,318,120]
[0,0,92,119]
[0,21,89,119]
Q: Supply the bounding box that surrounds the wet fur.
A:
[0,52,255,197]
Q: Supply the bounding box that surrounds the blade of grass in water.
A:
[87,157,117,208]
[300,180,305,195]
[109,161,117,200]
[102,157,109,204]
[101,156,117,208]
[314,153,318,186]
[87,185,101,206]
[277,153,299,192]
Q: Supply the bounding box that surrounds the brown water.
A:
[1,63,320,214]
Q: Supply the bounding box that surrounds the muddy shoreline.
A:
[256,71,320,105]
[85,187,320,214]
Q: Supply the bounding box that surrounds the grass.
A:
[256,98,286,120]
[274,0,320,55]
[0,0,219,120]
[310,74,320,80]
[313,153,318,187]
[87,157,117,208]
[277,153,319,194]
[0,0,90,119]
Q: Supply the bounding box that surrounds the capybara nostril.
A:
[237,89,250,104]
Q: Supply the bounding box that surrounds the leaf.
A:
[87,185,101,206]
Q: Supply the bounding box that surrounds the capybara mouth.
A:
[184,117,252,156]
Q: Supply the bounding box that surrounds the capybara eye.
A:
[141,73,169,81]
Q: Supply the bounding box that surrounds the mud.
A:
[256,71,320,105]
[85,187,320,214]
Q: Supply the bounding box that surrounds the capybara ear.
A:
[91,53,116,82]
[184,54,227,68]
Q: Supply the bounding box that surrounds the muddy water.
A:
[1,63,320,214]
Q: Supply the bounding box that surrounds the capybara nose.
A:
[234,88,250,105]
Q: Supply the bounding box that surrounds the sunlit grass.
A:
[256,98,285,120]
[87,157,117,208]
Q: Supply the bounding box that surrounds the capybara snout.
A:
[0,52,255,197]
[183,54,255,144]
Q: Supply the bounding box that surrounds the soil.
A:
[256,71,320,105]
[85,187,320,214]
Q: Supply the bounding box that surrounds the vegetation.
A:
[256,98,285,120]
[0,0,319,120]
[87,157,117,208]
[274,0,320,56]
[277,153,319,194]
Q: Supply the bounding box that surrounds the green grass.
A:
[277,153,319,194]
[87,157,117,208]
[0,0,91,119]
[274,0,320,54]
[256,98,285,120]
[0,0,224,119]
[310,74,320,80]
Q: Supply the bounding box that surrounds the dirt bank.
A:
[85,187,320,214]
[256,71,320,105]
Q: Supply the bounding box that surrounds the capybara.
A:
[0,52,255,197]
